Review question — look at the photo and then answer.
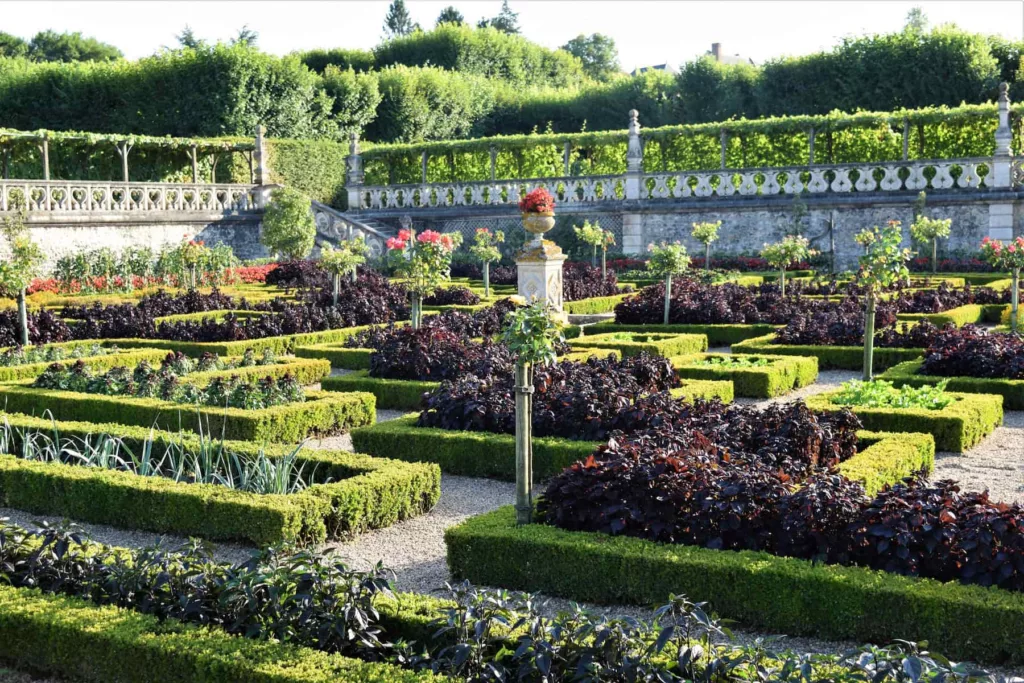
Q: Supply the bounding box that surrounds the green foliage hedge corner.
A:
[879,358,1024,411]
[569,331,707,358]
[0,347,169,383]
[351,414,597,480]
[322,370,439,410]
[295,343,374,370]
[0,586,437,683]
[109,325,372,357]
[895,304,985,328]
[670,353,818,398]
[591,322,779,346]
[444,503,1024,664]
[842,431,935,496]
[0,413,440,546]
[804,391,1003,453]
[669,379,734,404]
[152,309,265,325]
[731,334,924,371]
[563,293,631,315]
[0,385,375,443]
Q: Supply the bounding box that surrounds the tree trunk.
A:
[591,245,597,267]
[17,288,28,347]
[932,239,938,274]
[410,293,422,329]
[1013,268,1020,335]
[705,242,711,273]
[663,274,673,325]
[483,261,490,298]
[601,248,607,281]
[351,267,358,283]
[514,361,534,525]
[332,273,340,307]
[779,269,786,297]
[863,293,876,381]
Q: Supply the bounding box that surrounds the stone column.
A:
[516,238,567,316]
[622,109,645,256]
[621,213,643,255]
[989,82,1015,240]
[254,125,269,186]
[345,132,364,211]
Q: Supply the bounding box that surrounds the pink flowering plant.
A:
[386,228,457,328]
[981,235,1024,333]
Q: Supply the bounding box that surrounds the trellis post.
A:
[1,146,9,180]
[39,135,49,180]
[808,127,815,165]
[719,128,727,169]
[489,146,497,180]
[190,145,199,183]
[254,124,269,185]
[901,118,910,161]
[563,141,571,176]
[421,151,428,184]
[989,82,1014,241]
[116,141,133,183]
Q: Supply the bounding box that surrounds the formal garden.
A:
[0,172,1023,683]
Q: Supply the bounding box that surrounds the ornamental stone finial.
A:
[628,109,640,135]
[626,109,643,174]
[995,82,1013,159]
[346,132,364,188]
[999,81,1009,102]
[254,124,268,186]
[349,132,361,156]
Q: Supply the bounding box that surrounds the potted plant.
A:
[981,235,1024,333]
[761,235,813,297]
[860,220,912,380]
[386,228,456,329]
[179,237,209,291]
[469,227,504,298]
[320,236,369,306]
[519,187,556,246]
[911,216,952,274]
[647,241,691,325]
[691,220,722,273]
[502,298,565,525]
[0,208,44,346]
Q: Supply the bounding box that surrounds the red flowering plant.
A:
[981,236,1024,333]
[518,187,556,214]
[386,228,457,328]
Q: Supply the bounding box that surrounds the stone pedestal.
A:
[516,239,567,314]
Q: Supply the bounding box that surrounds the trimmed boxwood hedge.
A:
[0,412,440,546]
[295,343,374,370]
[590,321,779,346]
[184,356,331,387]
[895,304,985,328]
[569,331,707,357]
[0,586,437,683]
[110,325,375,357]
[152,309,265,325]
[563,293,631,315]
[731,333,924,370]
[0,345,169,383]
[804,390,1003,453]
[0,384,375,443]
[670,353,818,398]
[350,380,733,481]
[878,358,1024,411]
[322,370,439,410]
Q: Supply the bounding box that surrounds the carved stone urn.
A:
[521,212,555,247]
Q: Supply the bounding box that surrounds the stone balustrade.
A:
[0,180,257,214]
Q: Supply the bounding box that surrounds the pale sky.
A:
[0,0,1021,72]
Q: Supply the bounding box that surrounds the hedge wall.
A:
[731,333,924,370]
[0,586,437,683]
[671,353,818,398]
[879,358,1024,410]
[563,293,631,315]
[0,346,168,383]
[0,384,375,443]
[895,303,986,328]
[110,325,372,357]
[805,390,1002,453]
[570,331,707,358]
[322,370,438,410]
[588,322,779,346]
[0,412,440,545]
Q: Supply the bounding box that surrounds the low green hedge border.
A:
[878,358,1024,411]
[570,331,707,358]
[152,309,264,325]
[842,430,936,497]
[590,321,780,346]
[0,412,440,546]
[732,334,924,371]
[805,391,1003,453]
[563,293,631,315]
[895,304,985,328]
[0,585,437,683]
[109,325,376,357]
[669,353,818,398]
[323,370,439,410]
[295,343,374,370]
[185,356,331,387]
[0,384,375,443]
[350,380,734,481]
[0,346,169,383]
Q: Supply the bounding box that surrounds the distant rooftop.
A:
[629,63,677,77]
[710,42,755,66]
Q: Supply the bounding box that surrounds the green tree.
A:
[320,237,369,304]
[261,187,316,260]
[647,241,691,324]
[321,66,382,138]
[858,221,912,380]
[904,7,928,33]
[0,209,44,346]
[436,6,465,26]
[910,215,951,274]
[561,33,620,82]
[232,25,259,47]
[675,56,759,122]
[573,220,604,267]
[479,0,519,34]
[0,32,29,58]
[28,30,122,62]
[384,0,416,38]
[760,235,812,297]
[468,227,504,297]
[176,26,206,49]
[691,221,722,272]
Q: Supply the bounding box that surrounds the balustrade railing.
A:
[358,175,626,211]
[643,158,993,200]
[0,180,257,214]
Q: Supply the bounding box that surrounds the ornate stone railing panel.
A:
[642,159,993,200]
[1012,159,1024,189]
[358,175,626,211]
[0,181,257,213]
[311,201,389,259]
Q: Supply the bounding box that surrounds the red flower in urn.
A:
[519,187,555,214]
